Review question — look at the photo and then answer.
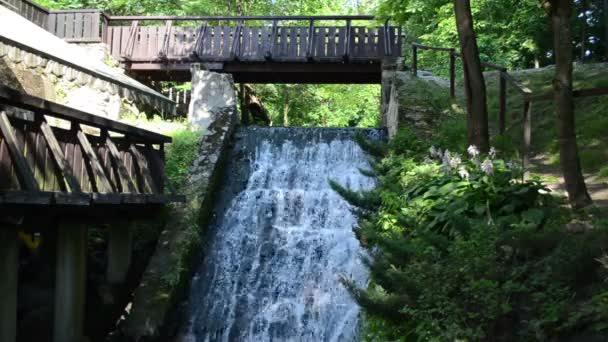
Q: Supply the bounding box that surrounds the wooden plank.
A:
[104,136,137,193]
[1,191,52,205]
[47,13,57,34]
[65,13,75,39]
[223,26,232,58]
[56,13,66,38]
[39,121,82,193]
[327,27,336,57]
[242,26,251,57]
[73,13,83,39]
[147,147,174,195]
[212,26,222,58]
[0,111,38,191]
[76,129,116,193]
[91,12,100,40]
[0,132,16,190]
[129,144,157,194]
[83,13,92,39]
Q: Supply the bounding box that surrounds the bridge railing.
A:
[409,42,608,171]
[102,16,402,63]
[1,0,109,42]
[0,85,184,207]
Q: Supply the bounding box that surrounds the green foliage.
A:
[336,130,608,341]
[165,128,201,190]
[377,0,607,75]
[252,83,381,128]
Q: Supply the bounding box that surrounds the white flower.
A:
[449,153,462,169]
[467,145,480,158]
[429,146,442,159]
[423,156,433,164]
[506,160,518,170]
[458,166,469,179]
[489,147,498,158]
[481,158,494,175]
[442,150,451,169]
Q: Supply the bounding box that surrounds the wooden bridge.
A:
[106,15,403,83]
[1,0,404,83]
[0,83,184,342]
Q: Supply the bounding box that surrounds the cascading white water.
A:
[183,128,379,342]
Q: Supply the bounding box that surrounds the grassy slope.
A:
[399,63,608,208]
[483,63,608,175]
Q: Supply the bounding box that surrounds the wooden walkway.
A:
[0,85,184,214]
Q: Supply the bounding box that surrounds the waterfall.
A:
[183,127,381,342]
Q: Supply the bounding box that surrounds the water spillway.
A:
[183,127,381,342]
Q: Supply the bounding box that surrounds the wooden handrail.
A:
[0,86,171,144]
[108,15,377,22]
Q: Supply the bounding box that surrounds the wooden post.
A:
[522,100,532,177]
[107,222,132,284]
[54,222,87,342]
[0,227,18,342]
[499,70,507,134]
[412,44,418,76]
[449,50,456,98]
[240,83,249,125]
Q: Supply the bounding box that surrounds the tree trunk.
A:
[282,87,290,127]
[244,84,271,125]
[549,0,592,208]
[453,0,490,152]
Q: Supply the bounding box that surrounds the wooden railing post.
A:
[499,69,507,134]
[412,44,418,76]
[449,49,456,98]
[306,19,315,60]
[266,19,278,60]
[343,19,351,61]
[383,19,391,57]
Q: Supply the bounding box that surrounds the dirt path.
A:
[531,154,608,211]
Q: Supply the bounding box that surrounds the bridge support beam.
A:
[107,221,132,284]
[54,222,87,342]
[0,227,19,342]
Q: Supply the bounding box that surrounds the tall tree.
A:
[453,0,490,152]
[541,0,592,208]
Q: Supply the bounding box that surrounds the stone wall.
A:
[0,42,124,120]
[380,58,404,138]
[118,70,239,341]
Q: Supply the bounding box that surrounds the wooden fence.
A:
[410,42,608,169]
[164,88,191,117]
[1,0,107,42]
[0,85,184,206]
[47,10,108,42]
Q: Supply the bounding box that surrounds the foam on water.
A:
[183,128,379,342]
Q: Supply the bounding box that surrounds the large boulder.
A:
[188,67,237,132]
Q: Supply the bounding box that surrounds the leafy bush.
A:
[165,128,201,190]
[336,132,608,341]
